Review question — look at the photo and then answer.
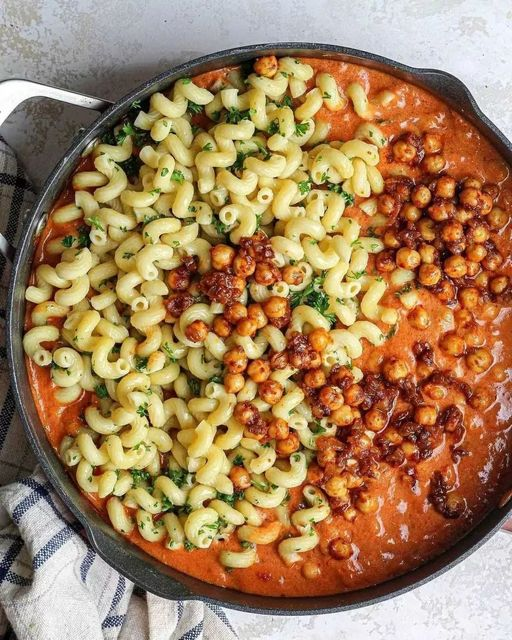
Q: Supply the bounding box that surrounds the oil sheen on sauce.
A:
[26,57,512,597]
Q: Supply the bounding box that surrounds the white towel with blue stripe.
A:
[0,136,239,640]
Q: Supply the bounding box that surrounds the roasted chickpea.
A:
[487,206,509,229]
[465,243,487,263]
[308,327,331,352]
[382,357,409,382]
[233,400,259,425]
[232,252,256,277]
[247,358,271,383]
[224,302,247,324]
[479,302,499,321]
[223,346,248,373]
[465,324,485,348]
[439,331,466,357]
[441,220,464,243]
[324,476,348,499]
[255,262,280,286]
[167,268,190,291]
[267,417,289,440]
[462,177,483,190]
[329,539,352,560]
[331,405,355,427]
[474,271,490,290]
[480,192,494,214]
[378,194,398,216]
[418,243,437,264]
[408,305,430,329]
[436,279,456,303]
[416,361,433,380]
[454,206,475,224]
[375,249,396,273]
[229,465,251,490]
[469,386,496,410]
[319,385,344,411]
[303,367,327,389]
[422,154,445,174]
[401,442,419,459]
[435,176,457,199]
[393,139,417,163]
[482,251,503,272]
[282,265,304,286]
[467,222,490,244]
[344,383,364,406]
[418,217,436,241]
[423,132,443,154]
[211,244,235,271]
[185,319,209,343]
[262,295,289,319]
[383,229,401,249]
[253,55,278,78]
[364,407,387,432]
[454,308,474,330]
[490,275,509,295]
[396,247,421,270]
[224,372,245,394]
[443,255,467,279]
[307,462,324,485]
[411,184,432,208]
[269,350,288,370]
[423,382,447,400]
[414,405,438,426]
[213,316,232,338]
[356,492,379,514]
[428,200,455,222]
[466,347,493,374]
[466,261,480,278]
[458,287,479,309]
[459,187,481,209]
[275,432,300,456]
[302,562,322,580]
[401,203,421,222]
[483,183,499,200]
[418,263,442,286]
[247,303,268,329]
[259,380,284,405]
[235,317,257,337]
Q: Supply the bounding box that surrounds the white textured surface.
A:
[1,0,512,636]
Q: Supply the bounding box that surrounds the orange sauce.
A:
[26,58,512,596]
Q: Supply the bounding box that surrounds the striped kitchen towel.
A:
[0,136,239,640]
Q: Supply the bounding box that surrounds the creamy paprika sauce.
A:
[25,57,512,597]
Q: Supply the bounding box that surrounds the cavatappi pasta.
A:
[24,54,512,597]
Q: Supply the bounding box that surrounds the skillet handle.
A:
[0,78,112,128]
[0,79,113,261]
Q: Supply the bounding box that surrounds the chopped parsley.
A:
[212,215,229,235]
[255,213,263,230]
[289,273,336,326]
[94,383,109,399]
[77,225,91,248]
[61,235,75,248]
[216,490,245,507]
[322,91,332,99]
[85,215,104,232]
[267,119,280,135]
[187,100,203,115]
[134,355,148,372]
[202,142,213,151]
[184,540,196,551]
[232,454,244,467]
[395,283,413,297]
[119,155,142,178]
[168,468,188,488]
[326,182,355,205]
[226,107,253,124]
[122,251,135,260]
[188,377,200,396]
[298,179,312,195]
[294,122,310,137]
[311,419,326,435]
[160,167,169,177]
[209,375,223,384]
[136,403,149,418]
[130,469,152,487]
[171,170,185,184]
[385,325,398,340]
[162,342,177,362]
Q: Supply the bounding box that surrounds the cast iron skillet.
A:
[2,43,512,615]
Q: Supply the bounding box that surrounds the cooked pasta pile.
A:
[23,56,402,568]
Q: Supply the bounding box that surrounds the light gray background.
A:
[1,0,512,637]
